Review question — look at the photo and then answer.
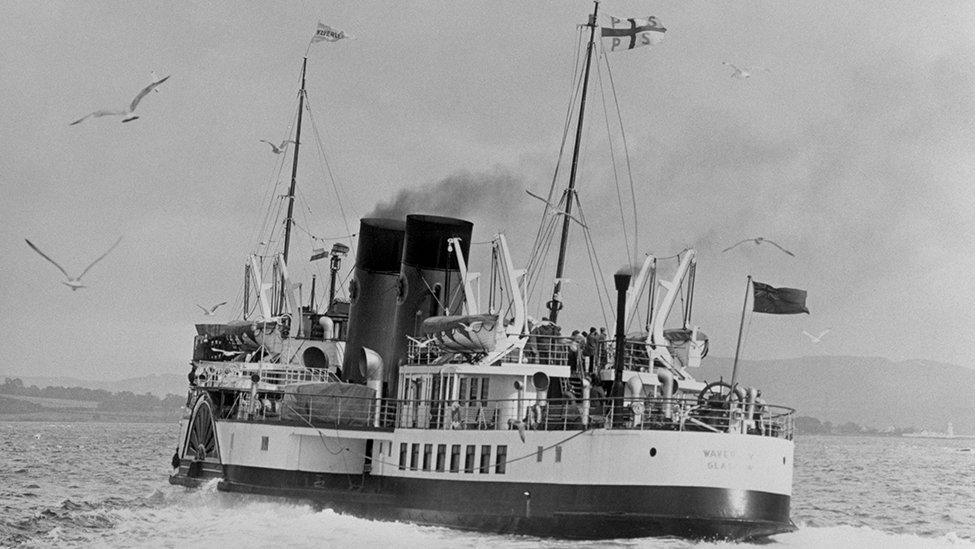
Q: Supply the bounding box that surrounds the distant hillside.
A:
[3,373,187,398]
[694,356,975,434]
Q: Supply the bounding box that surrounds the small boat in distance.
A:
[902,422,967,439]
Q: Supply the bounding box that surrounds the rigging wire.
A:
[600,50,641,266]
[573,198,612,329]
[595,50,633,268]
[525,27,586,300]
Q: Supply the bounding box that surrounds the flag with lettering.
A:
[752,281,810,315]
[601,15,666,53]
[311,21,350,43]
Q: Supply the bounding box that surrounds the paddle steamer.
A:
[170,4,796,540]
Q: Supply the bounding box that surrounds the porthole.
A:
[649,447,657,457]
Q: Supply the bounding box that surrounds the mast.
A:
[547,1,600,323]
[279,57,308,314]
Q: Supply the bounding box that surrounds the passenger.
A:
[566,337,581,377]
[597,328,608,367]
[187,363,198,386]
[585,327,599,373]
[589,374,607,426]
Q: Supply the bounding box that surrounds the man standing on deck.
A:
[585,327,599,374]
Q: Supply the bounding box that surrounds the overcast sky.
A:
[0,1,972,381]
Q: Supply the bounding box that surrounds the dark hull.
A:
[204,464,795,541]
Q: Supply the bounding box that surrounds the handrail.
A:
[194,388,794,440]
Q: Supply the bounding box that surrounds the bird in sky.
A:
[25,237,122,290]
[722,61,770,79]
[70,75,170,125]
[722,237,795,257]
[197,302,228,316]
[525,190,585,227]
[260,139,296,154]
[803,329,830,344]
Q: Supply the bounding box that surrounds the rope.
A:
[595,50,633,268]
[601,51,641,266]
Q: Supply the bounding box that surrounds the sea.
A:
[0,422,972,548]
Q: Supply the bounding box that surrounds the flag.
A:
[311,21,350,43]
[310,248,328,261]
[601,15,666,53]
[752,281,809,315]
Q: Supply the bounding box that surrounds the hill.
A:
[4,373,187,398]
[694,356,974,434]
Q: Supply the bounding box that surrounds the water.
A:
[1,422,972,548]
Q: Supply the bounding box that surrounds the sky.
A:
[0,1,972,381]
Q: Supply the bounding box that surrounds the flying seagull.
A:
[25,237,122,290]
[525,190,586,227]
[721,61,770,80]
[197,302,228,316]
[70,75,170,125]
[260,139,296,154]
[803,329,830,344]
[722,237,795,257]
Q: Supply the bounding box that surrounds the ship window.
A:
[423,443,432,471]
[495,445,507,474]
[479,445,491,474]
[399,443,407,470]
[260,436,269,451]
[464,444,476,473]
[436,444,446,472]
[537,446,544,462]
[480,378,489,404]
[450,444,460,472]
[411,443,419,471]
[555,445,562,463]
[459,378,469,404]
[468,378,479,402]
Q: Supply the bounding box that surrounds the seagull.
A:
[722,61,770,80]
[25,237,122,290]
[70,75,170,125]
[803,329,830,344]
[197,302,228,316]
[525,190,585,227]
[260,139,296,154]
[722,237,795,257]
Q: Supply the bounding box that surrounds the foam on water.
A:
[1,422,972,548]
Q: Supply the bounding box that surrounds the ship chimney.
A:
[387,214,473,397]
[341,218,406,385]
[612,268,632,404]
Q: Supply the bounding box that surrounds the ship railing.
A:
[195,362,337,388]
[405,336,677,372]
[238,391,794,439]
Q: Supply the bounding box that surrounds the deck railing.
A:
[207,390,794,440]
[195,362,337,387]
[407,336,668,371]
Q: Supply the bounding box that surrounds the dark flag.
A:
[752,281,809,315]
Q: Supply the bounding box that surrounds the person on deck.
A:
[585,327,599,373]
[597,327,608,368]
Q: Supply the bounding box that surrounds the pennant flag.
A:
[311,21,350,43]
[601,15,666,53]
[310,248,328,261]
[752,281,809,315]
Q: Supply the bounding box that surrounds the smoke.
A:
[367,168,527,228]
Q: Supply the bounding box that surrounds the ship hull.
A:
[216,465,794,540]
